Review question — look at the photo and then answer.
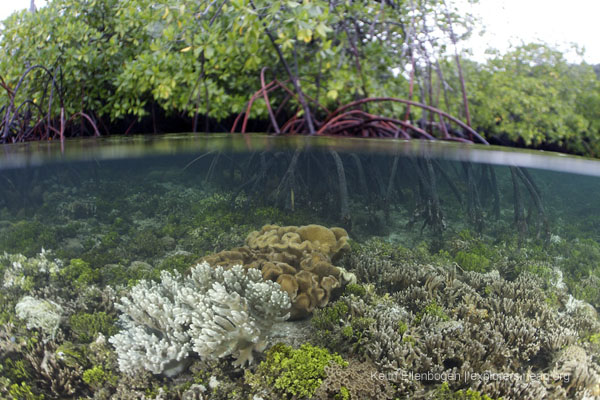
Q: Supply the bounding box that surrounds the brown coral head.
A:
[331,228,350,261]
[331,227,349,241]
[246,227,279,250]
[276,274,299,301]
[300,252,326,268]
[273,261,297,275]
[270,251,300,268]
[281,231,302,244]
[320,276,340,297]
[261,262,283,281]
[332,237,350,260]
[297,224,337,253]
[284,239,312,256]
[313,261,341,279]
[295,270,318,292]
[198,247,260,272]
[277,225,298,236]
[291,292,312,319]
[245,224,351,262]
[308,287,328,308]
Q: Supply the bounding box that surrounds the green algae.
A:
[414,301,450,325]
[82,365,117,390]
[60,259,99,289]
[0,220,58,256]
[434,382,501,400]
[249,343,347,399]
[312,301,349,332]
[343,283,367,297]
[7,381,44,400]
[69,312,117,343]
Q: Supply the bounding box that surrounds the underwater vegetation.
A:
[246,343,348,399]
[1,152,600,399]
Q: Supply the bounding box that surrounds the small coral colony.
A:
[1,163,600,399]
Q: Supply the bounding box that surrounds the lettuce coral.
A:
[203,224,354,319]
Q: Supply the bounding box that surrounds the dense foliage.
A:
[462,45,600,155]
[0,0,414,121]
[1,0,600,155]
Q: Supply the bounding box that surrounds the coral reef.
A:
[331,249,600,399]
[109,262,290,376]
[314,359,395,400]
[203,224,353,318]
[15,296,64,339]
[3,159,600,400]
[548,345,600,399]
[572,274,600,310]
[24,337,85,398]
[245,224,350,262]
[432,382,500,399]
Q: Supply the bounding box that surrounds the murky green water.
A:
[1,134,599,399]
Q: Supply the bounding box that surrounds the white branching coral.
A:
[108,269,192,377]
[109,262,290,376]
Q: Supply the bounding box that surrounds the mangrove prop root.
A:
[249,0,315,134]
[205,152,221,183]
[515,167,549,239]
[273,149,301,209]
[349,153,369,198]
[330,150,351,225]
[233,72,487,144]
[477,165,501,218]
[408,157,445,237]
[489,166,501,218]
[424,158,444,236]
[370,158,387,198]
[260,67,280,134]
[433,159,463,206]
[1,66,106,142]
[463,163,484,232]
[385,155,400,217]
[510,166,528,240]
